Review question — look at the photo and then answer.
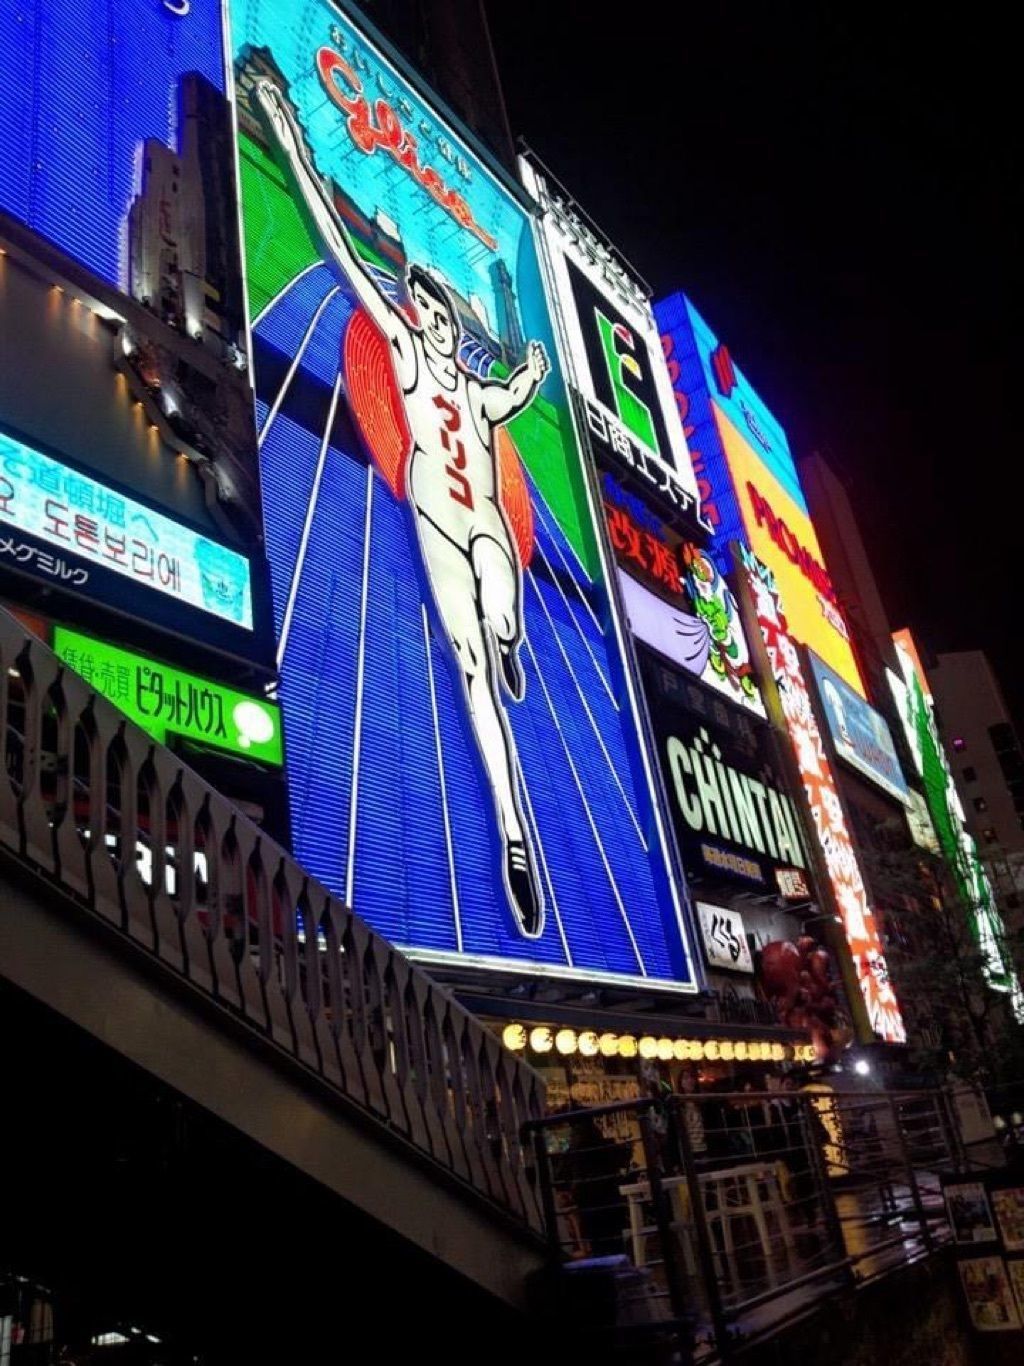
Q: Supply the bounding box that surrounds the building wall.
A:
[928,651,1024,899]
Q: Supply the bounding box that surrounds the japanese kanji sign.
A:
[53,627,281,765]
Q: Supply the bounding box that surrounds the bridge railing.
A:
[526,1086,963,1359]
[0,605,545,1232]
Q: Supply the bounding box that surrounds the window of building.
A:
[983,827,998,844]
[989,722,1015,752]
[973,796,988,812]
[963,766,978,783]
[952,736,966,752]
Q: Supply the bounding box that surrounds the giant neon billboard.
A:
[230,1,694,988]
[743,550,905,1043]
[657,293,865,697]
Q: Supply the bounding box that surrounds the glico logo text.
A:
[315,47,498,252]
[746,482,837,606]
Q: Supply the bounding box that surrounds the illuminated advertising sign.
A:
[230,2,693,988]
[743,550,905,1043]
[602,472,764,715]
[656,293,865,697]
[53,627,282,765]
[0,4,270,657]
[907,788,941,854]
[696,902,754,974]
[0,429,254,639]
[0,1,225,291]
[521,164,701,517]
[889,629,1020,1008]
[659,293,804,513]
[642,655,808,897]
[576,391,703,527]
[808,652,910,806]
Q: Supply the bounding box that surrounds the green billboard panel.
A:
[53,627,283,766]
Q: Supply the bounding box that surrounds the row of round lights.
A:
[502,1023,817,1064]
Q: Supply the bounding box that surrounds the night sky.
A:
[487,7,1021,722]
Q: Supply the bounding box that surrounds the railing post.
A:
[530,1125,563,1261]
[937,1087,968,1172]
[888,1094,934,1254]
[798,1094,850,1273]
[639,1107,692,1335]
[672,1097,730,1360]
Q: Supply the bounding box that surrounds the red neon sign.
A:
[604,501,683,597]
[746,481,838,605]
[745,556,905,1044]
[711,343,736,397]
[316,48,498,253]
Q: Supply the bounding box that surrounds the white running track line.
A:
[526,570,647,849]
[251,259,326,329]
[515,752,573,967]
[345,467,375,909]
[258,285,340,448]
[277,371,344,667]
[529,533,617,708]
[422,604,464,955]
[522,633,647,976]
[530,491,604,631]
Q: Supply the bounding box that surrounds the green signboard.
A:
[53,627,283,766]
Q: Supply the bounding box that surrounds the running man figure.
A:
[256,81,547,937]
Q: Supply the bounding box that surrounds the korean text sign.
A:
[0,430,253,629]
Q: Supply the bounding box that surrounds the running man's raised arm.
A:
[254,81,405,345]
[480,341,550,425]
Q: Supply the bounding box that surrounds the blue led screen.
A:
[658,292,745,572]
[0,1,224,289]
[657,292,805,513]
[234,0,694,987]
[809,651,910,806]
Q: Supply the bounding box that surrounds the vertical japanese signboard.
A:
[523,164,763,717]
[889,629,1023,1015]
[743,550,905,1042]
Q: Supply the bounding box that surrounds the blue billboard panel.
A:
[0,1,225,290]
[231,1,694,989]
[658,293,745,557]
[656,293,805,514]
[809,651,910,806]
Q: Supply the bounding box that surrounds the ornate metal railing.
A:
[0,605,545,1231]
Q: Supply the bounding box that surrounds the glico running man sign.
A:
[230,1,694,989]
